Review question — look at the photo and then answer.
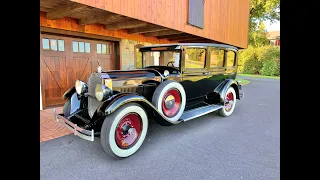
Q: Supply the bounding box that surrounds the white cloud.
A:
[264,20,280,32]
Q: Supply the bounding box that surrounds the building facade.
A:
[267,30,280,46]
[40,0,250,110]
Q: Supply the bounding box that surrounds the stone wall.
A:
[120,39,152,70]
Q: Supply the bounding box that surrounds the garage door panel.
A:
[41,34,115,108]
[41,56,67,106]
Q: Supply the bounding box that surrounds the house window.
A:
[85,43,90,53]
[185,48,206,69]
[210,49,224,67]
[188,0,204,28]
[42,38,50,50]
[42,38,65,52]
[226,51,236,67]
[73,41,90,53]
[58,40,65,51]
[97,43,110,54]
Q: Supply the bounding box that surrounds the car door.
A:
[206,47,227,93]
[180,47,209,108]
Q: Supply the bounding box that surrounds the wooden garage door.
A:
[40,34,114,108]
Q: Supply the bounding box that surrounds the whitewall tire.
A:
[100,103,148,158]
[218,87,237,117]
[152,80,186,123]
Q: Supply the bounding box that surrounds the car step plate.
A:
[180,104,223,122]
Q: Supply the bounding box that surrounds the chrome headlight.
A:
[75,80,88,95]
[95,84,112,101]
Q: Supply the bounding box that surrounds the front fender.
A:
[214,79,240,103]
[96,93,181,125]
[62,87,76,100]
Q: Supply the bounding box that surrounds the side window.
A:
[226,51,236,67]
[185,48,206,69]
[42,38,65,52]
[73,41,91,53]
[210,49,224,67]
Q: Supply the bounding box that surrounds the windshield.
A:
[142,51,181,68]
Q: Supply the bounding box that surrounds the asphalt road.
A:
[40,78,280,180]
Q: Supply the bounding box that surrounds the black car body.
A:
[54,43,243,158]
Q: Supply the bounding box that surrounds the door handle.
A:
[203,72,211,75]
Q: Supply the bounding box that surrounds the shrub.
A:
[238,46,260,74]
[260,59,280,76]
[237,45,280,76]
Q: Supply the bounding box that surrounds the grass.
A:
[235,78,250,85]
[238,74,280,79]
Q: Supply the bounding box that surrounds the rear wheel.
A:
[100,103,148,159]
[218,87,237,117]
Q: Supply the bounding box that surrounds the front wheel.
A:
[100,103,148,159]
[218,87,237,117]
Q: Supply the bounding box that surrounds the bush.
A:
[237,45,280,76]
[186,49,205,61]
[259,46,280,76]
[260,59,280,76]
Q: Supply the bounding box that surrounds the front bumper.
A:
[53,108,95,141]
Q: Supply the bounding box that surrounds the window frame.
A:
[97,43,111,55]
[226,50,237,67]
[42,38,50,51]
[208,47,225,69]
[72,41,91,54]
[183,47,208,72]
[42,38,65,52]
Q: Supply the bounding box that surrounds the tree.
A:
[249,0,280,46]
[249,21,269,47]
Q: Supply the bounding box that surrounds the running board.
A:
[179,104,223,122]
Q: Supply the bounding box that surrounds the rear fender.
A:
[214,79,240,103]
[96,93,181,125]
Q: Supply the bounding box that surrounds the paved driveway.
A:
[40,78,280,180]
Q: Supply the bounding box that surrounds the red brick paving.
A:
[40,106,71,142]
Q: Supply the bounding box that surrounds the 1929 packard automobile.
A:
[53,43,244,158]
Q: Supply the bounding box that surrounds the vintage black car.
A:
[54,43,244,158]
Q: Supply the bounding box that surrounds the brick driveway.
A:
[40,106,71,142]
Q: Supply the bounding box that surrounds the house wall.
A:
[120,39,152,70]
[71,0,250,48]
[40,12,173,45]
[40,81,43,110]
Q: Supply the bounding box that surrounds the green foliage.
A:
[238,46,280,76]
[260,59,280,76]
[248,22,269,47]
[186,49,205,61]
[249,0,280,47]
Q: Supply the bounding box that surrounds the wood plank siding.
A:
[70,0,250,48]
[40,12,172,44]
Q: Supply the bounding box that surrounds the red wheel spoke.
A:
[115,113,142,149]
[162,89,182,117]
[224,92,234,112]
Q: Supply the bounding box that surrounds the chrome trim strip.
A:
[53,109,95,142]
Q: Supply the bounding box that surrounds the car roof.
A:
[140,43,238,51]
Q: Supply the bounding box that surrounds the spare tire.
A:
[152,80,186,124]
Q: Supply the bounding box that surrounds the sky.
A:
[264,20,280,32]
